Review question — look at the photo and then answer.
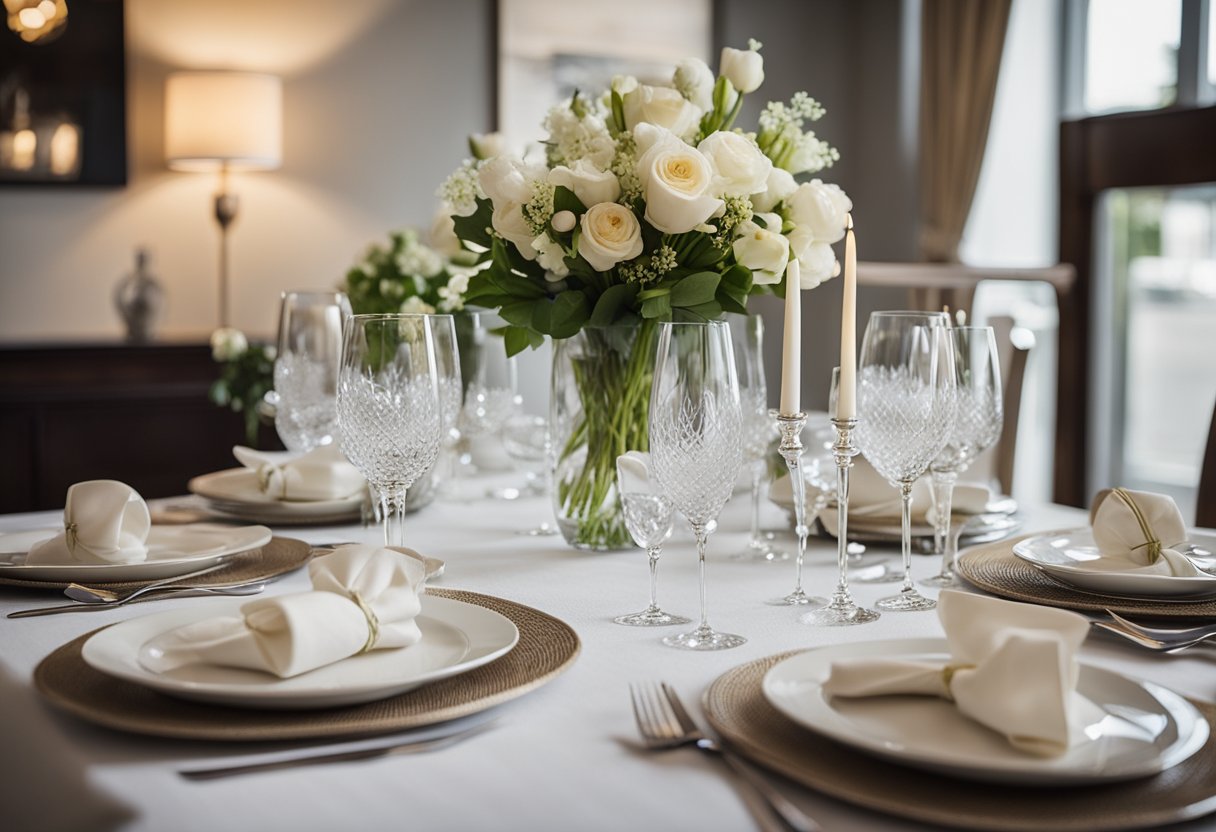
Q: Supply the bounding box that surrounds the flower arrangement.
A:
[207,327,275,447]
[340,227,474,315]
[439,41,851,548]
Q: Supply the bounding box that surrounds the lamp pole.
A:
[213,164,239,328]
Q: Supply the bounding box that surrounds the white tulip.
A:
[469,132,507,160]
[491,202,539,260]
[673,58,715,110]
[548,161,621,208]
[796,239,840,289]
[719,46,764,93]
[750,167,798,213]
[551,210,576,233]
[697,131,772,197]
[579,203,643,272]
[732,215,789,285]
[531,234,570,277]
[622,84,702,138]
[786,180,852,244]
[478,157,538,208]
[638,140,724,234]
[612,75,639,97]
[210,327,248,362]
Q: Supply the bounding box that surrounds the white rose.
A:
[548,161,621,208]
[673,58,715,110]
[429,205,462,257]
[720,46,764,93]
[786,180,852,244]
[732,215,789,285]
[400,296,436,314]
[531,234,570,277]
[551,210,576,233]
[697,131,772,197]
[468,132,506,160]
[750,167,797,213]
[210,327,248,362]
[491,202,538,261]
[622,84,701,137]
[579,203,643,272]
[796,240,840,289]
[638,141,724,234]
[632,122,687,160]
[478,157,537,207]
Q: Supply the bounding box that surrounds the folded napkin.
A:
[1087,487,1208,578]
[616,451,652,495]
[26,480,150,565]
[140,544,427,679]
[232,444,365,502]
[822,590,1101,756]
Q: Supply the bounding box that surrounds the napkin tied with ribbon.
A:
[139,545,426,679]
[26,480,151,565]
[232,445,365,502]
[1088,487,1205,577]
[616,451,652,495]
[822,590,1100,756]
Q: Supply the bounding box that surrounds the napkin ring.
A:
[64,520,79,554]
[348,590,380,654]
[940,662,975,701]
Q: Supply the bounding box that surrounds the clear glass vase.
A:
[550,320,657,550]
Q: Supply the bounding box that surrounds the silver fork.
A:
[1096,610,1216,651]
[630,682,819,832]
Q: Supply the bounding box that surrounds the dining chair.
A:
[1198,401,1216,528]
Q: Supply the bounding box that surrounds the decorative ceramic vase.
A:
[113,248,163,342]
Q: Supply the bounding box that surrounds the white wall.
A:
[0,0,493,343]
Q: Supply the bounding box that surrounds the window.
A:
[1084,0,1182,113]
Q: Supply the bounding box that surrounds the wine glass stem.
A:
[899,481,915,592]
[748,462,763,544]
[379,484,408,548]
[930,469,958,578]
[646,546,662,613]
[694,527,710,631]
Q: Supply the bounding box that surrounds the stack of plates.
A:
[188,469,365,526]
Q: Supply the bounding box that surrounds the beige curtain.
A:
[919,0,1013,263]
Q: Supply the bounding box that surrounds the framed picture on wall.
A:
[0,0,127,186]
[495,0,713,151]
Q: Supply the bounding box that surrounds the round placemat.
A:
[33,588,580,741]
[0,537,314,593]
[704,652,1216,832]
[955,536,1216,617]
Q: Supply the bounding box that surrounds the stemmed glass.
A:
[613,455,690,627]
[649,321,745,650]
[921,326,1003,588]
[337,314,445,547]
[728,314,786,562]
[855,312,955,611]
[272,290,352,451]
[501,413,560,536]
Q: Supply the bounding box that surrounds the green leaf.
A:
[610,90,626,134]
[548,290,591,339]
[499,300,537,328]
[641,294,672,319]
[676,300,722,321]
[552,185,587,216]
[503,326,535,357]
[451,199,493,250]
[719,294,748,315]
[588,283,636,327]
[669,272,721,307]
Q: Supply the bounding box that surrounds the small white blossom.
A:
[438,159,485,217]
[210,327,248,362]
[400,296,436,315]
[531,234,570,277]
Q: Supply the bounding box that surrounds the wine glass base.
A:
[918,573,958,589]
[730,540,791,562]
[850,564,904,583]
[800,602,881,626]
[876,588,937,612]
[614,609,691,627]
[517,523,560,537]
[662,626,746,651]
[766,591,827,607]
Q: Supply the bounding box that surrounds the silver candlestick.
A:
[768,412,826,607]
[802,417,880,625]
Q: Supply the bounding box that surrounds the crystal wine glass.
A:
[649,321,745,650]
[501,413,560,536]
[337,314,445,547]
[272,290,352,451]
[614,456,691,627]
[855,311,955,612]
[728,314,786,562]
[921,325,1003,588]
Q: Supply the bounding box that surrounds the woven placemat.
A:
[33,588,580,742]
[955,535,1216,618]
[704,652,1216,832]
[0,537,314,593]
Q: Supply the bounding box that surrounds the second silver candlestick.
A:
[768,411,827,608]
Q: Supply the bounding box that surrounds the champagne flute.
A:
[649,321,745,650]
[922,326,1003,588]
[272,290,352,451]
[337,314,445,547]
[855,311,955,612]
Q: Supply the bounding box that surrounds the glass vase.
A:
[550,319,657,550]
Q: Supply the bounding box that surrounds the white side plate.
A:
[189,469,365,513]
[0,524,272,582]
[1013,528,1216,599]
[82,594,519,709]
[762,638,1208,786]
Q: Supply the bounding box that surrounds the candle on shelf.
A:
[779,258,801,416]
[837,214,857,420]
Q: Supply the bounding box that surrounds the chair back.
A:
[1199,402,1216,528]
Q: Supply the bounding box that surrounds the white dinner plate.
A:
[762,638,1208,786]
[189,469,365,513]
[1012,528,1216,599]
[0,524,272,582]
[81,594,519,709]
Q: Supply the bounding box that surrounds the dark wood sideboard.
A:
[0,342,280,513]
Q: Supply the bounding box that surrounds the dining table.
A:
[1,477,1213,832]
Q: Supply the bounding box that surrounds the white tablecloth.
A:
[1,485,1213,832]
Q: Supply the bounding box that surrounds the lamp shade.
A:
[165,71,282,172]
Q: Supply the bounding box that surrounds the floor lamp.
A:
[164,71,282,328]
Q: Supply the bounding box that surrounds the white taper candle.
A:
[837,214,857,420]
[779,258,801,416]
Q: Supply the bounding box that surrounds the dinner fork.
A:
[630,682,820,832]
[1096,611,1216,651]
[8,581,267,618]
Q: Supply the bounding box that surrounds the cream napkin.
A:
[616,451,652,495]
[26,480,150,565]
[1088,488,1208,578]
[822,590,1101,756]
[139,544,427,679]
[232,444,365,502]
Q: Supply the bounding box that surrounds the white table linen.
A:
[1,486,1212,832]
